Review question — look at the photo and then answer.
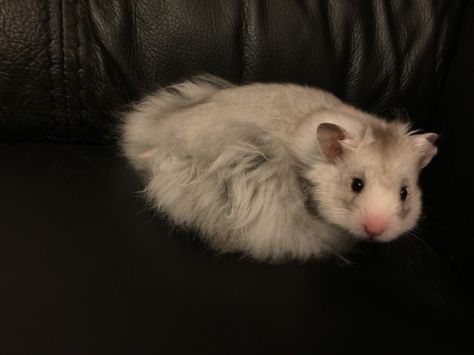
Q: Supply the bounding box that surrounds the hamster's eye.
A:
[400,186,408,201]
[351,178,364,193]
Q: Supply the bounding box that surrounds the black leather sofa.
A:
[1,1,473,354]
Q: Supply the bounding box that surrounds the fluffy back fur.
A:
[121,75,437,262]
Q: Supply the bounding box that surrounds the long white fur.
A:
[121,75,437,262]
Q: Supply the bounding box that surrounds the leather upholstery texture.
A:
[0,1,473,354]
[0,0,465,142]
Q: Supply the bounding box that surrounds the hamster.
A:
[121,74,438,262]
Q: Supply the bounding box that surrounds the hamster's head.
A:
[304,119,438,242]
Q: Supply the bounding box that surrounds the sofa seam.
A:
[239,0,250,83]
[44,1,57,140]
[59,0,71,141]
[428,0,468,125]
[75,0,85,141]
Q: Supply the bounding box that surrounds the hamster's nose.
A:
[363,216,387,237]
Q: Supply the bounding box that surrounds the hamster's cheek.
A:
[342,217,369,240]
[379,222,413,242]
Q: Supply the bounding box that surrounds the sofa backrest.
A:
[0,0,465,142]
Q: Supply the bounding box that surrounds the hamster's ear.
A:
[410,133,438,169]
[317,123,352,162]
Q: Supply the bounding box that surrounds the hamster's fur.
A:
[121,75,438,262]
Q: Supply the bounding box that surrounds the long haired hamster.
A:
[121,75,438,262]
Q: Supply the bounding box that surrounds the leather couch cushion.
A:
[0,143,472,354]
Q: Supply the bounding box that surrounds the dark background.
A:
[0,1,473,354]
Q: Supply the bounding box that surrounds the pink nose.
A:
[363,216,387,237]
